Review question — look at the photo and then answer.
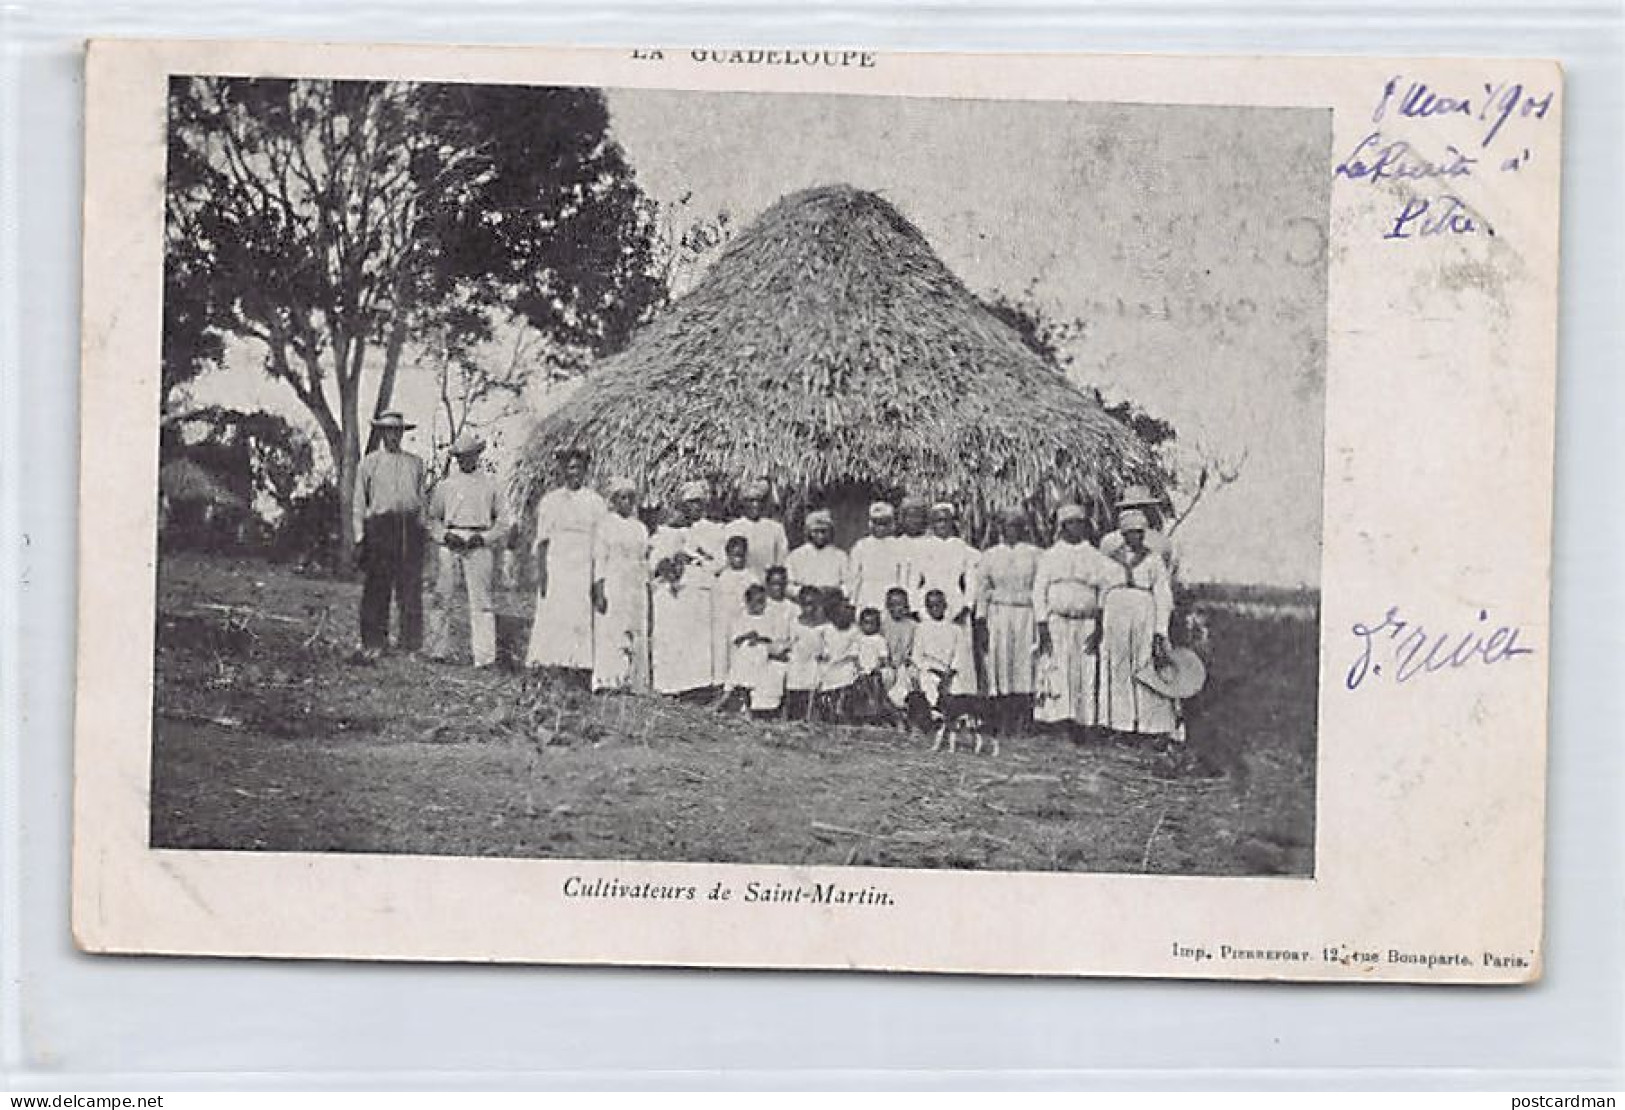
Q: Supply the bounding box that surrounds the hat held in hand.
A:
[1135,647,1207,700]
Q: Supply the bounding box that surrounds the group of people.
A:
[352,411,1196,743]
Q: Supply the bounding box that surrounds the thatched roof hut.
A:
[513,184,1161,543]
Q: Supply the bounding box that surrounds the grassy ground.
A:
[149,551,1318,876]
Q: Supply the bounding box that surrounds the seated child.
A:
[847,606,894,725]
[784,585,827,721]
[817,600,862,721]
[723,583,784,716]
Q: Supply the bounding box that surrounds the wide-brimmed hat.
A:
[371,411,415,430]
[1116,485,1162,510]
[449,432,485,456]
[1135,647,1208,700]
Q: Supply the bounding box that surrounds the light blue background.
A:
[3,0,1621,1090]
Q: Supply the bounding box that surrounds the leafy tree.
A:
[165,406,316,520]
[164,77,663,563]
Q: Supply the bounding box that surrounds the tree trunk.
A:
[336,366,363,569]
[363,306,411,455]
[335,435,360,572]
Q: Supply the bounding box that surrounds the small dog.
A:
[931,709,996,756]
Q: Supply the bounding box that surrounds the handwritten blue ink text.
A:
[1383,194,1494,240]
[1373,76,1555,150]
[1347,606,1535,690]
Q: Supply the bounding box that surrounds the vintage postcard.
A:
[74,40,1560,981]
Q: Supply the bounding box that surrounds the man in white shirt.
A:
[426,433,506,667]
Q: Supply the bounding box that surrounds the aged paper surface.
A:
[74,40,1559,981]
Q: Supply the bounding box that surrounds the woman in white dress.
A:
[648,479,728,696]
[1097,509,1179,737]
[909,501,980,697]
[975,508,1042,734]
[1032,503,1120,735]
[724,478,789,577]
[590,477,651,692]
[526,448,607,675]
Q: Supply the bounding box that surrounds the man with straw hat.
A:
[1098,484,1181,583]
[352,411,427,659]
[724,477,788,578]
[425,433,505,667]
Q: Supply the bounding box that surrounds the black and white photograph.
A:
[148,74,1330,876]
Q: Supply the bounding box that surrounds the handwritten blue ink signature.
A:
[1346,606,1535,690]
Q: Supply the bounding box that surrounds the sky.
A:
[191,87,1330,587]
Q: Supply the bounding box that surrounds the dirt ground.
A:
[149,551,1318,876]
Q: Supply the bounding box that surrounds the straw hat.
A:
[1136,647,1208,700]
[449,432,485,456]
[371,411,415,430]
[1116,485,1161,510]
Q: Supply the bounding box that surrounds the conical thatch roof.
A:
[513,184,1161,529]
